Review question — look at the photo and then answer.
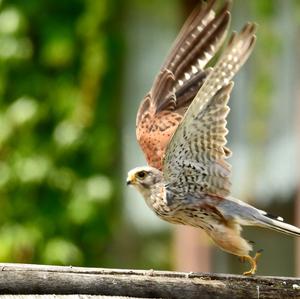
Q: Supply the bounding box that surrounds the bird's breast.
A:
[145,189,186,224]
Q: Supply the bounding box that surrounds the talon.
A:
[242,250,263,276]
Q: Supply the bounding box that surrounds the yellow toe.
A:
[242,251,262,276]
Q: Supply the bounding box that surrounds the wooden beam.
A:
[0,263,299,299]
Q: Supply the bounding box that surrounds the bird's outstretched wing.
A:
[136,0,231,170]
[163,23,256,198]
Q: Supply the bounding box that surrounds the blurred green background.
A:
[0,0,300,276]
[0,0,124,267]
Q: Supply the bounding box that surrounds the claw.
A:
[242,250,263,275]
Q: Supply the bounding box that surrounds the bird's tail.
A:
[256,211,300,237]
[218,197,300,237]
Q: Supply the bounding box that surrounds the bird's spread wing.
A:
[163,23,256,198]
[136,0,231,170]
[160,0,231,110]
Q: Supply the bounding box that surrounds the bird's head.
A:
[127,166,163,196]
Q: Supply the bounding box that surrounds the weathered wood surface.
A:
[0,297,140,299]
[0,263,299,299]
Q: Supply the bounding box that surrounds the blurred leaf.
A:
[43,238,83,265]
[0,0,123,267]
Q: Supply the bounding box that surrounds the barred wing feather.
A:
[136,0,231,170]
[163,23,256,198]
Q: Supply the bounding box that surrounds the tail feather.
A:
[257,211,300,237]
[217,197,300,237]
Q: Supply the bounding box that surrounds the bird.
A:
[127,0,300,275]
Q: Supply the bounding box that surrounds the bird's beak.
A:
[126,174,136,186]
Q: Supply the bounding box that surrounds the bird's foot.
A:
[242,249,263,276]
[239,240,256,264]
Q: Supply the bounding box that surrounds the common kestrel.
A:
[128,1,300,275]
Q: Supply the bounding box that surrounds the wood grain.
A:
[0,263,299,299]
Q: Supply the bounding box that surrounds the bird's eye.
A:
[136,171,147,179]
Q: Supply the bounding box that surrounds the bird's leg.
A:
[242,249,263,276]
[239,256,246,263]
[239,241,255,264]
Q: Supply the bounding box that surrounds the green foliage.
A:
[0,0,123,266]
